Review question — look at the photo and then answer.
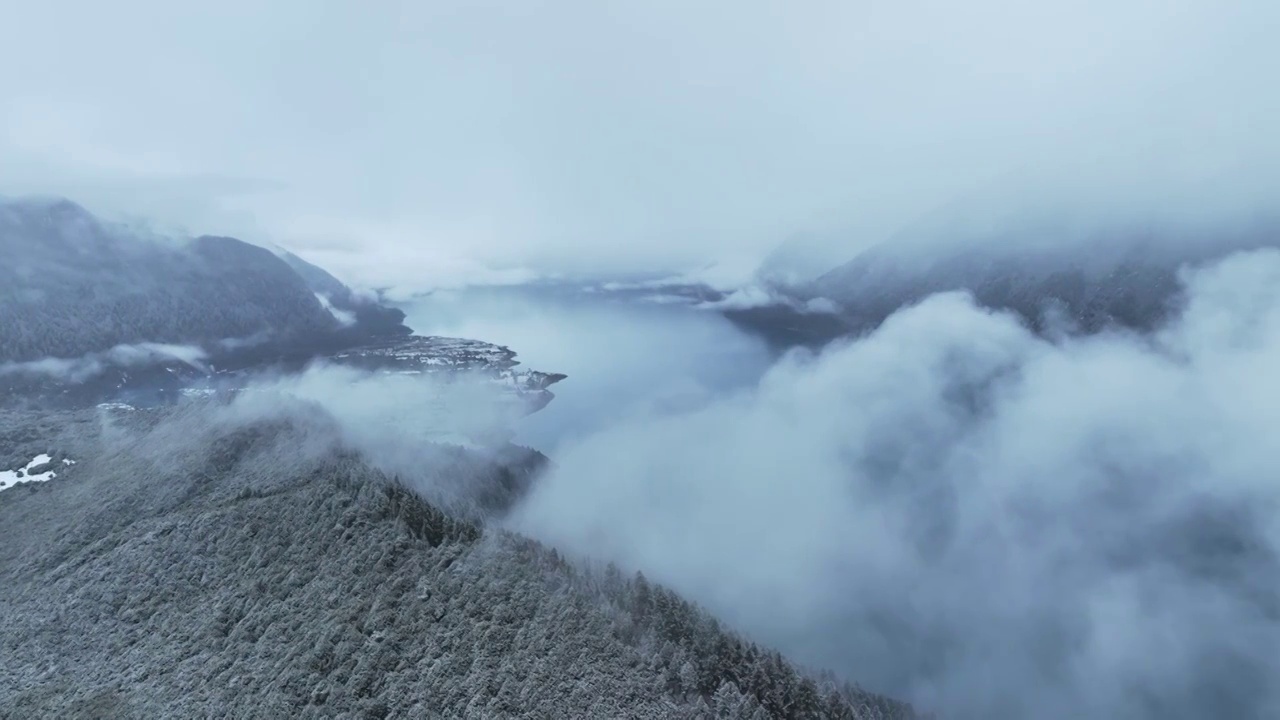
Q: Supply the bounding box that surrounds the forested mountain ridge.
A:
[0,403,916,719]
[0,196,409,366]
[275,246,414,340]
[728,220,1280,349]
[805,225,1277,337]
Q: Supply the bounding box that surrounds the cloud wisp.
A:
[0,342,209,383]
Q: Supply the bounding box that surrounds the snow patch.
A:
[0,453,62,491]
[97,402,137,412]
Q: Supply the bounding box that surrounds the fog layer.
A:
[0,342,208,382]
[511,249,1280,719]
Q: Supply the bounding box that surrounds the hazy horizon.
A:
[4,1,1277,294]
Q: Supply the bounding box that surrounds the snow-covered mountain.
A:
[0,196,410,367]
[0,197,571,412]
[735,217,1280,347]
[0,402,915,719]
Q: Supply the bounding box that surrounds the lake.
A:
[403,284,776,453]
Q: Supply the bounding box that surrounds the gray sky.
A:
[2,1,1276,290]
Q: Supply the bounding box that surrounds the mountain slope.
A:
[0,404,913,719]
[0,196,408,366]
[277,247,413,339]
[811,220,1280,336]
[727,219,1280,349]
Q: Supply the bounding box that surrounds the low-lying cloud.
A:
[698,284,841,314]
[0,342,208,382]
[225,363,541,513]
[313,293,356,327]
[234,364,526,452]
[510,248,1280,719]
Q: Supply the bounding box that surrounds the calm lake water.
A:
[403,285,775,453]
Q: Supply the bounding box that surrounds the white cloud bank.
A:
[511,248,1280,719]
[227,364,534,475]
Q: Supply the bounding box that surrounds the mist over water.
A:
[403,286,774,452]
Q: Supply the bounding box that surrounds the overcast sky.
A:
[2,1,1276,289]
